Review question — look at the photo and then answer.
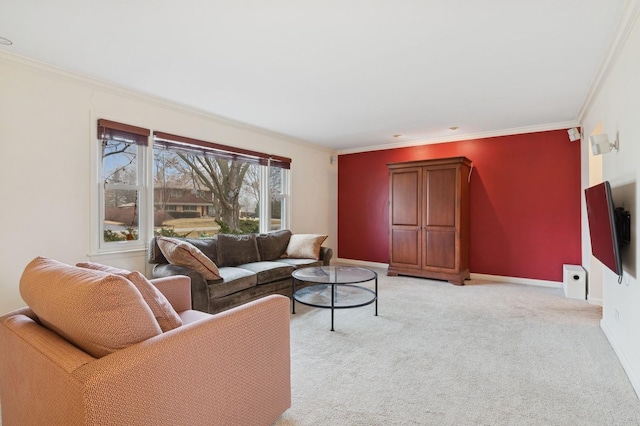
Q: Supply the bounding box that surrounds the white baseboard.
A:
[600,319,640,400]
[470,273,562,289]
[335,258,390,269]
[335,259,563,289]
[588,296,603,306]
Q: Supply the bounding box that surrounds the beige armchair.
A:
[0,258,291,426]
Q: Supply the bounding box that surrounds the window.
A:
[98,120,149,250]
[153,132,290,238]
[269,164,289,231]
[96,121,290,252]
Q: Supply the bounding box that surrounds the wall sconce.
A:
[590,133,619,155]
[567,127,581,141]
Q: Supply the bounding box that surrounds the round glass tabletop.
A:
[291,266,377,284]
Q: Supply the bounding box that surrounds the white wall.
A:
[581,9,640,395]
[0,52,337,314]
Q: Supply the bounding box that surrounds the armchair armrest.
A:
[73,295,291,425]
[152,263,210,312]
[150,275,192,312]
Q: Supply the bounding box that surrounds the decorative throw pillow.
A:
[256,229,292,261]
[284,234,328,260]
[20,257,162,358]
[156,237,222,281]
[216,234,261,267]
[76,262,182,332]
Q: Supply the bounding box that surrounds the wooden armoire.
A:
[387,156,472,285]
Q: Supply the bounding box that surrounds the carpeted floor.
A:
[274,268,640,425]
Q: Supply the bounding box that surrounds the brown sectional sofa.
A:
[148,229,332,314]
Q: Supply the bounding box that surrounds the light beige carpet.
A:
[274,268,640,425]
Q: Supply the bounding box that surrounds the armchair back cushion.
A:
[20,257,162,358]
[76,262,182,332]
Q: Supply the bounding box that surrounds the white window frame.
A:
[91,117,150,255]
[259,162,290,233]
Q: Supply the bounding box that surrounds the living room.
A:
[1,1,640,424]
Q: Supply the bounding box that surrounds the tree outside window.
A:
[153,143,288,238]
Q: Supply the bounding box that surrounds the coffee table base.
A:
[292,266,378,331]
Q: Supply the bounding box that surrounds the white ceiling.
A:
[0,1,627,151]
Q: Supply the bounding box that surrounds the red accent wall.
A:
[338,129,582,282]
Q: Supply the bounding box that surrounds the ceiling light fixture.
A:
[0,36,13,46]
[448,126,459,131]
[393,134,402,138]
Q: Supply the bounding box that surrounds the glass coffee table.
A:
[292,266,378,331]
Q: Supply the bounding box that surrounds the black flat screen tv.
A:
[584,181,624,276]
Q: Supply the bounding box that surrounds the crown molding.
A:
[337,120,580,155]
[577,0,640,121]
[0,50,335,153]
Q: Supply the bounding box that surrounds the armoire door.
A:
[423,166,458,272]
[389,167,422,269]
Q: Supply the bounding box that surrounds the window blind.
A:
[98,119,150,146]
[153,131,291,169]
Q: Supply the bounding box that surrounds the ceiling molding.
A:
[337,121,580,155]
[0,50,335,153]
[577,0,640,122]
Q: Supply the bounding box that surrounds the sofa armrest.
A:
[150,275,192,312]
[152,264,210,313]
[73,295,291,425]
[320,246,333,266]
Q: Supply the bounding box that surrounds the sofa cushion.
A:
[284,234,328,260]
[256,230,292,261]
[217,234,260,267]
[20,257,162,358]
[76,262,182,332]
[149,237,218,265]
[236,261,295,285]
[276,258,323,269]
[208,267,258,299]
[156,237,222,280]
